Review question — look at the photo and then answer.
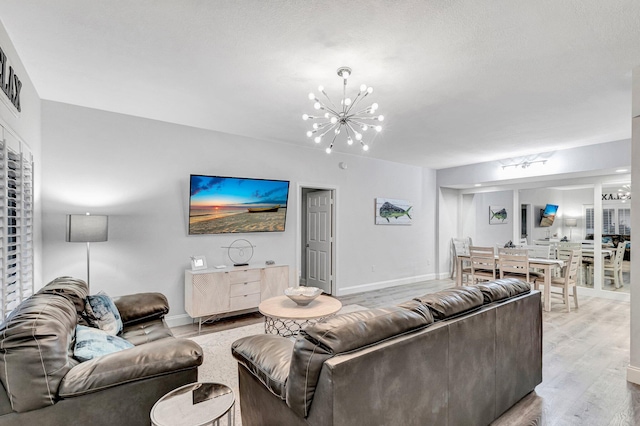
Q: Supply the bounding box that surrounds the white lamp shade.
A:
[564,218,578,227]
[66,214,108,242]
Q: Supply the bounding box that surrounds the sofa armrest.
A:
[231,334,294,400]
[113,292,169,325]
[58,338,202,398]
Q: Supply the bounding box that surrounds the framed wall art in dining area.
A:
[489,206,508,224]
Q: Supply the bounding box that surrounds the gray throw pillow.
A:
[85,291,123,335]
[73,325,133,362]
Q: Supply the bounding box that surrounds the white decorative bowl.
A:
[284,286,322,306]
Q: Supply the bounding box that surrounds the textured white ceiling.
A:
[1,0,639,168]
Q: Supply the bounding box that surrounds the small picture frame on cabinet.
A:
[190,255,207,271]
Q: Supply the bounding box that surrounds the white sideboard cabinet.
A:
[185,264,289,329]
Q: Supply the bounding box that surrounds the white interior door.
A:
[306,190,332,293]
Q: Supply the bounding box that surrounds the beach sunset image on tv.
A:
[188,175,289,234]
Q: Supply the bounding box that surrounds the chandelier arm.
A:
[320,90,340,112]
[318,123,339,139]
[345,122,363,140]
[352,106,375,115]
[313,99,341,117]
[345,91,369,115]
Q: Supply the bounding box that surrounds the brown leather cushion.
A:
[0,293,77,412]
[414,286,484,320]
[472,279,531,303]
[120,319,174,346]
[36,276,88,316]
[232,334,294,400]
[113,293,169,326]
[286,304,434,418]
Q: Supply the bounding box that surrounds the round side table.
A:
[258,295,342,337]
[151,382,235,426]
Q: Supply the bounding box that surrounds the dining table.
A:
[456,254,565,312]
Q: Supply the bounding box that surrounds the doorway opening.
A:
[521,203,532,244]
[298,185,336,295]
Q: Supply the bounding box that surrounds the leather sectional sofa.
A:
[232,278,542,426]
[0,277,203,426]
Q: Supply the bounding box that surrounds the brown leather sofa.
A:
[232,278,542,426]
[0,277,203,426]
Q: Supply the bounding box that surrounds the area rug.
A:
[189,304,367,425]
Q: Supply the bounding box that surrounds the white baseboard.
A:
[336,273,437,296]
[165,313,193,328]
[627,365,640,385]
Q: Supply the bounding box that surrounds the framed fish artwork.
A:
[375,198,413,225]
[489,206,508,224]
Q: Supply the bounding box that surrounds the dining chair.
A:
[537,249,581,312]
[451,237,473,283]
[469,246,496,283]
[556,242,583,283]
[604,242,626,289]
[522,244,552,259]
[497,247,531,284]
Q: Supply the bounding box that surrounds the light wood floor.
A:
[171,278,640,425]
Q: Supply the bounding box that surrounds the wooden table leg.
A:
[543,264,551,312]
[456,257,463,286]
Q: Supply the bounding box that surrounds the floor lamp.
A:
[66,213,108,290]
[565,218,577,241]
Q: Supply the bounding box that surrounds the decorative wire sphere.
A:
[226,239,255,266]
[303,66,384,154]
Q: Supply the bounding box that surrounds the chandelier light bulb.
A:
[303,67,383,154]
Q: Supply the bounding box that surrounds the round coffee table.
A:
[150,382,235,426]
[258,295,342,337]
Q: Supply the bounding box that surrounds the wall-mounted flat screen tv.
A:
[189,175,290,235]
[539,204,559,227]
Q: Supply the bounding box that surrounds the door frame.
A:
[296,182,338,295]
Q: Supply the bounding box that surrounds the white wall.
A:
[628,66,640,385]
[519,188,563,241]
[0,22,42,287]
[40,101,436,322]
[473,191,513,246]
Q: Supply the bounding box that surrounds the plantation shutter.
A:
[0,126,34,318]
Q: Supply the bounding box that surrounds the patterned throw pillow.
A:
[73,325,133,362]
[85,292,123,336]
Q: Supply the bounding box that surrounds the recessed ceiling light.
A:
[474,184,482,187]
[616,169,628,173]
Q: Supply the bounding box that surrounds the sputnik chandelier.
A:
[303,67,384,154]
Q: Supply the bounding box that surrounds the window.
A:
[585,206,632,237]
[1,126,33,318]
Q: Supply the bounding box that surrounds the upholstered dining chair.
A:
[604,242,626,289]
[498,247,532,285]
[469,245,496,283]
[537,248,581,312]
